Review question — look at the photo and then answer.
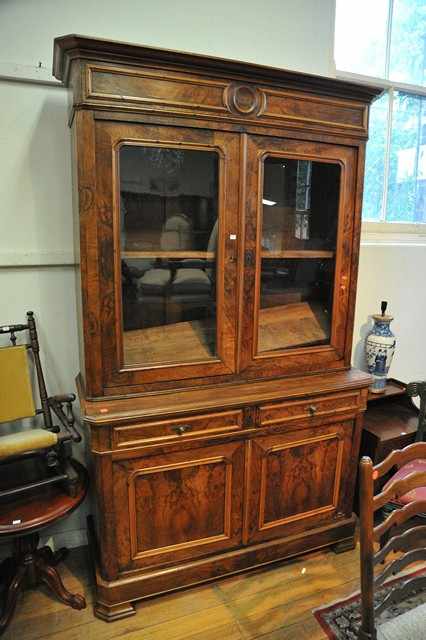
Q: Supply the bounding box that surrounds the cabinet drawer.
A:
[259,392,360,426]
[112,409,243,449]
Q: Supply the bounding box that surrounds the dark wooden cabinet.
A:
[361,380,418,465]
[53,34,381,620]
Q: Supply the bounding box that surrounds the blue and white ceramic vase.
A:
[365,302,396,394]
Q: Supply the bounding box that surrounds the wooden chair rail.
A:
[359,437,426,638]
[373,524,426,566]
[375,575,426,618]
[373,470,426,511]
[374,499,426,541]
[374,441,426,478]
[374,548,426,588]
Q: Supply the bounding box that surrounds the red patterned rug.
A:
[313,566,426,639]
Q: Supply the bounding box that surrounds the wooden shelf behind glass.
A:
[122,251,215,259]
[122,250,333,260]
[124,319,216,365]
[261,250,334,259]
[123,301,329,366]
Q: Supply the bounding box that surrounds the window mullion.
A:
[384,0,394,80]
[380,88,394,221]
[413,96,423,222]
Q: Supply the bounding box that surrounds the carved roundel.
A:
[225,83,263,116]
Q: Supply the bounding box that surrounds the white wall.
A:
[0,0,424,552]
[0,0,335,80]
[352,244,426,383]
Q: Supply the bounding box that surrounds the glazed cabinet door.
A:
[94,121,240,391]
[112,440,245,571]
[240,135,358,378]
[245,419,354,544]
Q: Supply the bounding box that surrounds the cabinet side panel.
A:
[92,450,119,581]
[72,110,103,397]
[71,118,85,386]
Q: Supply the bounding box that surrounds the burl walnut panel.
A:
[113,441,245,571]
[88,65,228,113]
[262,435,340,523]
[246,420,353,544]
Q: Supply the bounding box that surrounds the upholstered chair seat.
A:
[383,458,426,505]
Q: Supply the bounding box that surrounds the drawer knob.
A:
[308,405,317,416]
[171,424,192,435]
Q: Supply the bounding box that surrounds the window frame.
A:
[333,0,426,239]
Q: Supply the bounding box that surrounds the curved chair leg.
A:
[0,563,27,635]
[36,561,86,610]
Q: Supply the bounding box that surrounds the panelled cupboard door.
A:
[245,420,354,544]
[112,441,245,571]
[239,135,358,377]
[94,121,240,389]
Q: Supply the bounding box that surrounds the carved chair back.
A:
[358,442,426,639]
[0,310,53,427]
[0,311,82,499]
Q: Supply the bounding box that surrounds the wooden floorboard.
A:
[1,543,366,640]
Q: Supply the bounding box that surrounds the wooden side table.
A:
[361,379,418,466]
[0,458,88,635]
[354,379,418,515]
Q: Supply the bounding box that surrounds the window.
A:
[335,0,426,224]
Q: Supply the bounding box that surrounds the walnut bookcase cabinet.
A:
[53,35,381,621]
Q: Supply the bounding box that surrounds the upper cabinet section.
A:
[57,36,382,397]
[53,35,381,139]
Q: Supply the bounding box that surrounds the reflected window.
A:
[258,158,340,352]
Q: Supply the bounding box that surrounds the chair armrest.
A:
[48,395,82,443]
[50,393,76,404]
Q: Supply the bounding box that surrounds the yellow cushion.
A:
[0,345,36,422]
[0,428,58,459]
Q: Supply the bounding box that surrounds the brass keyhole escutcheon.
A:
[171,424,192,435]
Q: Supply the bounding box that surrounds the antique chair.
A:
[358,442,426,640]
[0,311,82,497]
[0,311,87,634]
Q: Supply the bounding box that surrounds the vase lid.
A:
[372,314,393,322]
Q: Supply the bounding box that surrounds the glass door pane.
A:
[258,157,341,353]
[119,145,219,366]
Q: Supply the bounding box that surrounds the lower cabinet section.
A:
[245,420,354,544]
[112,441,245,571]
[110,416,356,573]
[87,381,368,619]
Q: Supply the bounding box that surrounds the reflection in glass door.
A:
[119,145,219,366]
[258,157,341,353]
